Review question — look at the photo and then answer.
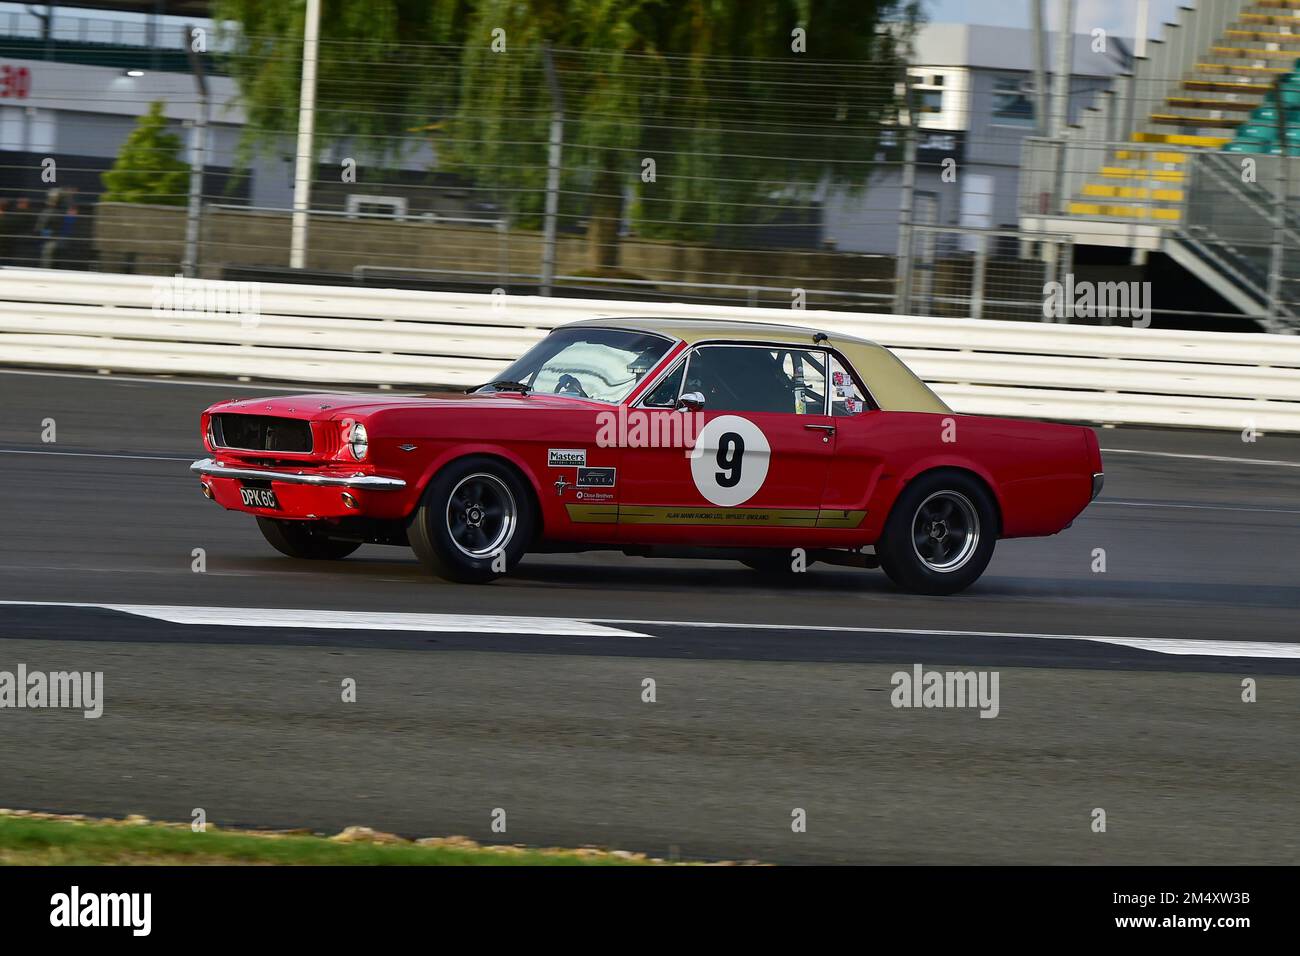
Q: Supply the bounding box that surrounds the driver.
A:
[554,373,586,396]
[686,348,794,413]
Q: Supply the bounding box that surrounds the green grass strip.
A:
[0,813,663,866]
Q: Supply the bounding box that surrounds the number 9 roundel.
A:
[690,415,770,507]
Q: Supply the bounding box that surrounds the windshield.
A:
[481,327,673,402]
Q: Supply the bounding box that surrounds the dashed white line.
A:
[0,367,380,392]
[0,448,193,462]
[1095,499,1300,516]
[1102,448,1300,468]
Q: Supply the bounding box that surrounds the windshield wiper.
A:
[472,379,532,394]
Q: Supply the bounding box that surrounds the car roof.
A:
[562,315,877,348]
[559,316,950,415]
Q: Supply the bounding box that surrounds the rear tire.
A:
[256,517,361,560]
[407,456,535,584]
[877,470,997,595]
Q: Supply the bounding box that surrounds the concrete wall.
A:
[92,203,898,308]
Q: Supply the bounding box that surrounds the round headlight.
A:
[349,422,368,460]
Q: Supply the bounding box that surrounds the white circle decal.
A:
[690,415,770,507]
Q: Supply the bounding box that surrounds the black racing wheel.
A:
[877,469,998,595]
[407,455,535,583]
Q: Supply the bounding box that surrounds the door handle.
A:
[804,424,836,433]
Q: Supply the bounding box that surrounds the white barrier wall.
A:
[2,268,1299,433]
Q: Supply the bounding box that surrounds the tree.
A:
[101,101,191,205]
[214,0,920,270]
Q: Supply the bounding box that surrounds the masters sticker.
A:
[548,448,587,467]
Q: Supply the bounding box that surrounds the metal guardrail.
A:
[350,265,895,309]
[2,268,1298,432]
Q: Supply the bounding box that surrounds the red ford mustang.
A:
[192,317,1103,594]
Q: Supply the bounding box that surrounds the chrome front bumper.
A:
[190,458,407,490]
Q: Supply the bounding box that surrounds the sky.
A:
[924,0,1191,40]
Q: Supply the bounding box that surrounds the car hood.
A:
[205,390,608,420]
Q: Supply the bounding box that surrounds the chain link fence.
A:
[1,16,1297,331]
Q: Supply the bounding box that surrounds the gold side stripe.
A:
[618,506,820,527]
[815,509,870,528]
[565,504,619,524]
[565,504,867,528]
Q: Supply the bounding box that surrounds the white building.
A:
[822,23,1122,255]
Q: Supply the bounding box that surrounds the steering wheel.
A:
[554,373,589,398]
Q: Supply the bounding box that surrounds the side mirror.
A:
[675,391,706,413]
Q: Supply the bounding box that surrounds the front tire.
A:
[256,517,361,560]
[877,470,997,595]
[407,456,535,584]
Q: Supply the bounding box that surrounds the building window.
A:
[992,75,1035,125]
[345,195,408,220]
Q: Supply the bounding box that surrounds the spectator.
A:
[35,188,63,268]
[11,197,35,266]
[57,203,81,269]
[0,198,11,264]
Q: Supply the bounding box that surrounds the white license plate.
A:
[239,486,280,509]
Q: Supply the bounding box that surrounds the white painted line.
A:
[1084,637,1300,659]
[3,601,1295,658]
[0,601,648,638]
[1095,499,1300,516]
[588,618,1300,659]
[0,449,193,462]
[1102,448,1300,468]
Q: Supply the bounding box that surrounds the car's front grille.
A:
[213,414,313,453]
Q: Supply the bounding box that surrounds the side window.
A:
[642,361,685,407]
[779,349,828,415]
[829,354,868,417]
[682,345,828,415]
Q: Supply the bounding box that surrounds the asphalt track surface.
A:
[1,368,1297,863]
